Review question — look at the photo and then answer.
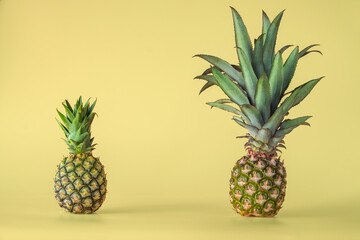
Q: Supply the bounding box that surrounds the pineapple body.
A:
[229,150,286,217]
[55,153,107,214]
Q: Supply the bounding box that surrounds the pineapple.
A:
[195,8,322,217]
[54,97,107,214]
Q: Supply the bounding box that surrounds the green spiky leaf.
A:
[286,77,323,110]
[238,112,251,124]
[199,81,215,94]
[268,135,285,147]
[269,52,284,112]
[207,102,242,115]
[212,68,250,106]
[275,116,312,137]
[275,124,307,138]
[62,103,75,121]
[252,35,265,78]
[237,48,258,104]
[263,107,285,135]
[233,116,259,136]
[300,50,322,58]
[240,104,264,128]
[299,44,319,58]
[88,99,97,115]
[194,75,218,85]
[282,46,299,95]
[231,7,253,63]
[265,77,322,134]
[65,100,73,113]
[56,119,69,136]
[279,45,293,54]
[280,116,311,130]
[57,109,71,129]
[255,73,271,121]
[262,11,271,43]
[263,10,284,75]
[215,99,233,104]
[255,128,272,144]
[195,54,245,88]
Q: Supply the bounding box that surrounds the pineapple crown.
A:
[195,8,323,154]
[56,96,97,154]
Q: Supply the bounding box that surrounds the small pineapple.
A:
[195,8,322,217]
[54,97,107,214]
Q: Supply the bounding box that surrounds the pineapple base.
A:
[54,153,107,214]
[229,149,287,217]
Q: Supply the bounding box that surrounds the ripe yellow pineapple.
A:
[195,8,322,217]
[54,97,107,213]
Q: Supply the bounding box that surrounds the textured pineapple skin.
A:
[229,150,286,217]
[54,153,107,214]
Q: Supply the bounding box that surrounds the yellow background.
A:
[0,0,359,239]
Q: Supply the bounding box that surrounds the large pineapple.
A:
[54,97,107,214]
[195,8,322,217]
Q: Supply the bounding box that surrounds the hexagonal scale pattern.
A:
[54,153,107,214]
[229,151,287,217]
